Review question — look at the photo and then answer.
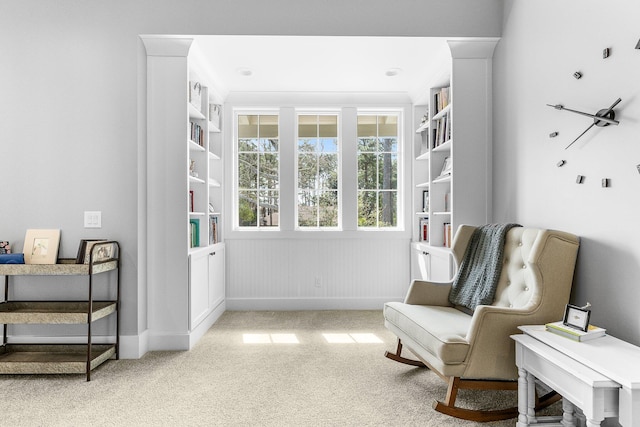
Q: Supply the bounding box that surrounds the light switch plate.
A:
[84,211,102,228]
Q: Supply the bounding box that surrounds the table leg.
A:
[561,397,576,427]
[518,367,530,426]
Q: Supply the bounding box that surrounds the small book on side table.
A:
[545,321,606,342]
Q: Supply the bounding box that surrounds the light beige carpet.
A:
[0,310,561,426]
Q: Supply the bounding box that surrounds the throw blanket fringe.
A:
[448,223,521,311]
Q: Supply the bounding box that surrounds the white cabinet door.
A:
[429,248,452,282]
[208,244,225,310]
[189,249,209,329]
[411,243,430,281]
[411,243,452,282]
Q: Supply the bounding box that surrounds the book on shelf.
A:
[419,218,429,242]
[545,321,606,342]
[431,112,451,148]
[190,121,205,146]
[209,215,219,245]
[443,222,452,248]
[189,219,200,248]
[433,86,450,114]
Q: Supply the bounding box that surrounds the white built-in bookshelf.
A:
[411,39,498,282]
[142,36,225,350]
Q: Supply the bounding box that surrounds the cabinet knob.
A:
[209,252,216,256]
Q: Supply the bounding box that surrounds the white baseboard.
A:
[225,297,400,311]
[120,330,149,359]
[148,300,226,351]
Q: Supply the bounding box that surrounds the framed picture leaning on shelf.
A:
[23,229,60,265]
[437,156,452,179]
[82,240,117,264]
[423,190,430,212]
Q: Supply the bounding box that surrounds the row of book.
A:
[190,121,205,147]
[432,112,451,148]
[433,86,450,115]
[189,219,200,248]
[419,218,429,242]
[190,217,221,248]
[443,222,453,248]
[209,215,220,245]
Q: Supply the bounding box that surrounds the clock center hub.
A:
[594,109,616,127]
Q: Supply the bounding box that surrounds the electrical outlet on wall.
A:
[84,211,102,228]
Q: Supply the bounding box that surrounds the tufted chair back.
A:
[449,225,580,378]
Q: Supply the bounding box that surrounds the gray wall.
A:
[0,0,502,353]
[494,0,640,345]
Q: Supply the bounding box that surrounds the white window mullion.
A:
[279,107,295,231]
[341,107,358,231]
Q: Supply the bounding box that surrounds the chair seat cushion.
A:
[384,302,471,365]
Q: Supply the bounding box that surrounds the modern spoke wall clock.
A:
[546,43,639,187]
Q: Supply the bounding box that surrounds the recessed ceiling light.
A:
[236,67,253,77]
[385,68,402,77]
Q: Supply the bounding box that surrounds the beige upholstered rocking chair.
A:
[384,225,580,422]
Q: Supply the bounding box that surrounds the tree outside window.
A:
[237,114,279,228]
[297,114,339,228]
[357,114,399,228]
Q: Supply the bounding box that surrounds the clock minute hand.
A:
[546,103,620,126]
[565,123,595,150]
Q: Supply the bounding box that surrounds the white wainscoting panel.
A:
[226,238,410,310]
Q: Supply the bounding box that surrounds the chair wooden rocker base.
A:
[385,340,561,422]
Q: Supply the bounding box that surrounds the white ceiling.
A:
[191,36,451,102]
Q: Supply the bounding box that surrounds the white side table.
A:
[513,333,619,426]
[514,325,640,427]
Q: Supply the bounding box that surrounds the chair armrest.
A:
[462,305,538,379]
[467,305,533,340]
[404,280,453,306]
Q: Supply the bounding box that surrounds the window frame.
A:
[356,110,403,230]
[294,110,342,230]
[233,110,281,230]
[228,105,406,238]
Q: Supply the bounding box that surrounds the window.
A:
[236,114,279,228]
[296,114,339,228]
[357,114,399,228]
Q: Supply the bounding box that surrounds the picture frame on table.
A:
[563,304,591,332]
[76,239,105,264]
[76,239,116,264]
[23,229,60,265]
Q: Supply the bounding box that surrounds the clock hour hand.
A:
[546,102,620,126]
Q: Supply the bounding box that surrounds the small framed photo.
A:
[439,156,452,177]
[76,239,105,264]
[82,241,117,264]
[422,190,430,212]
[563,304,591,332]
[23,229,61,265]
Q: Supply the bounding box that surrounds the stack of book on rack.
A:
[545,321,606,342]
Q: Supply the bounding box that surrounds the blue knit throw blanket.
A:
[448,223,521,311]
